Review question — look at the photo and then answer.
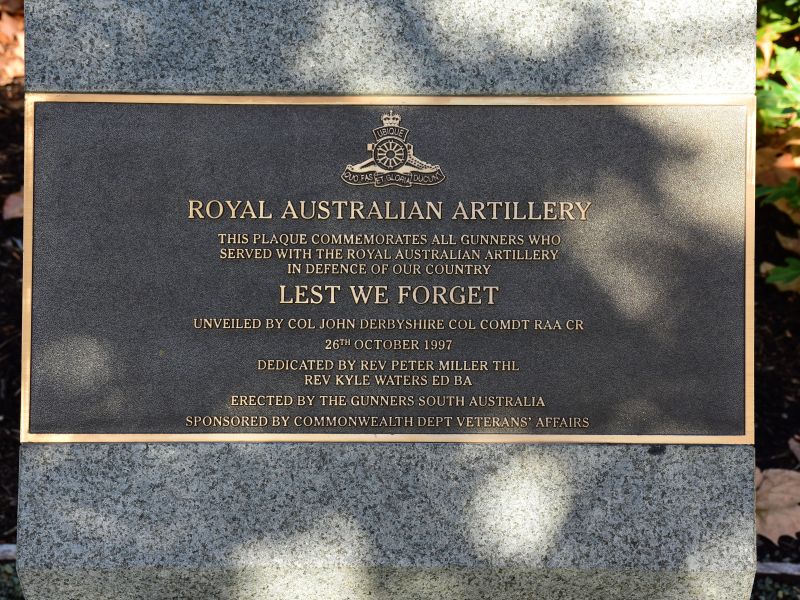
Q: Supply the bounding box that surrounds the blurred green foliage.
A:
[758,1,800,132]
[766,256,800,284]
[757,177,800,208]
[758,0,800,286]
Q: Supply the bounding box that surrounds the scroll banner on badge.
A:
[341,167,446,188]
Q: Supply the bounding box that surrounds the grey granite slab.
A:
[26,0,755,95]
[19,0,757,598]
[18,444,755,599]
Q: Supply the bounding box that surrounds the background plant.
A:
[757,0,800,289]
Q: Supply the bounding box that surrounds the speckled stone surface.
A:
[19,444,754,599]
[20,0,757,598]
[26,0,755,95]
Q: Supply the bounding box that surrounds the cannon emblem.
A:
[341,111,446,188]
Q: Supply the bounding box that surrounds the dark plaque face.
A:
[21,95,753,443]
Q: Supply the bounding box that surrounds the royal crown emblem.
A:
[341,110,446,188]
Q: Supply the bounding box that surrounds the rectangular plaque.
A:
[21,95,754,443]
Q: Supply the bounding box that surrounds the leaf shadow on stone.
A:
[18,0,755,599]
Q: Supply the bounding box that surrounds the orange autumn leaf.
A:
[0,10,23,86]
[757,127,800,186]
[774,151,800,171]
[0,1,22,15]
[758,150,800,187]
[756,468,800,544]
[757,147,784,186]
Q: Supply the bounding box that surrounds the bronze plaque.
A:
[22,95,753,443]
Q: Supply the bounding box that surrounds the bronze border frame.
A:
[21,93,755,444]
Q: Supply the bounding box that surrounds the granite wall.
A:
[19,1,756,599]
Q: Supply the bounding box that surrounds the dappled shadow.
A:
[19,0,755,598]
[18,442,754,599]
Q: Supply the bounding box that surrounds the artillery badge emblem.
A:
[341,110,446,188]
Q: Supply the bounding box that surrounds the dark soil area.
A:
[755,194,800,566]
[0,82,22,546]
[755,205,800,474]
